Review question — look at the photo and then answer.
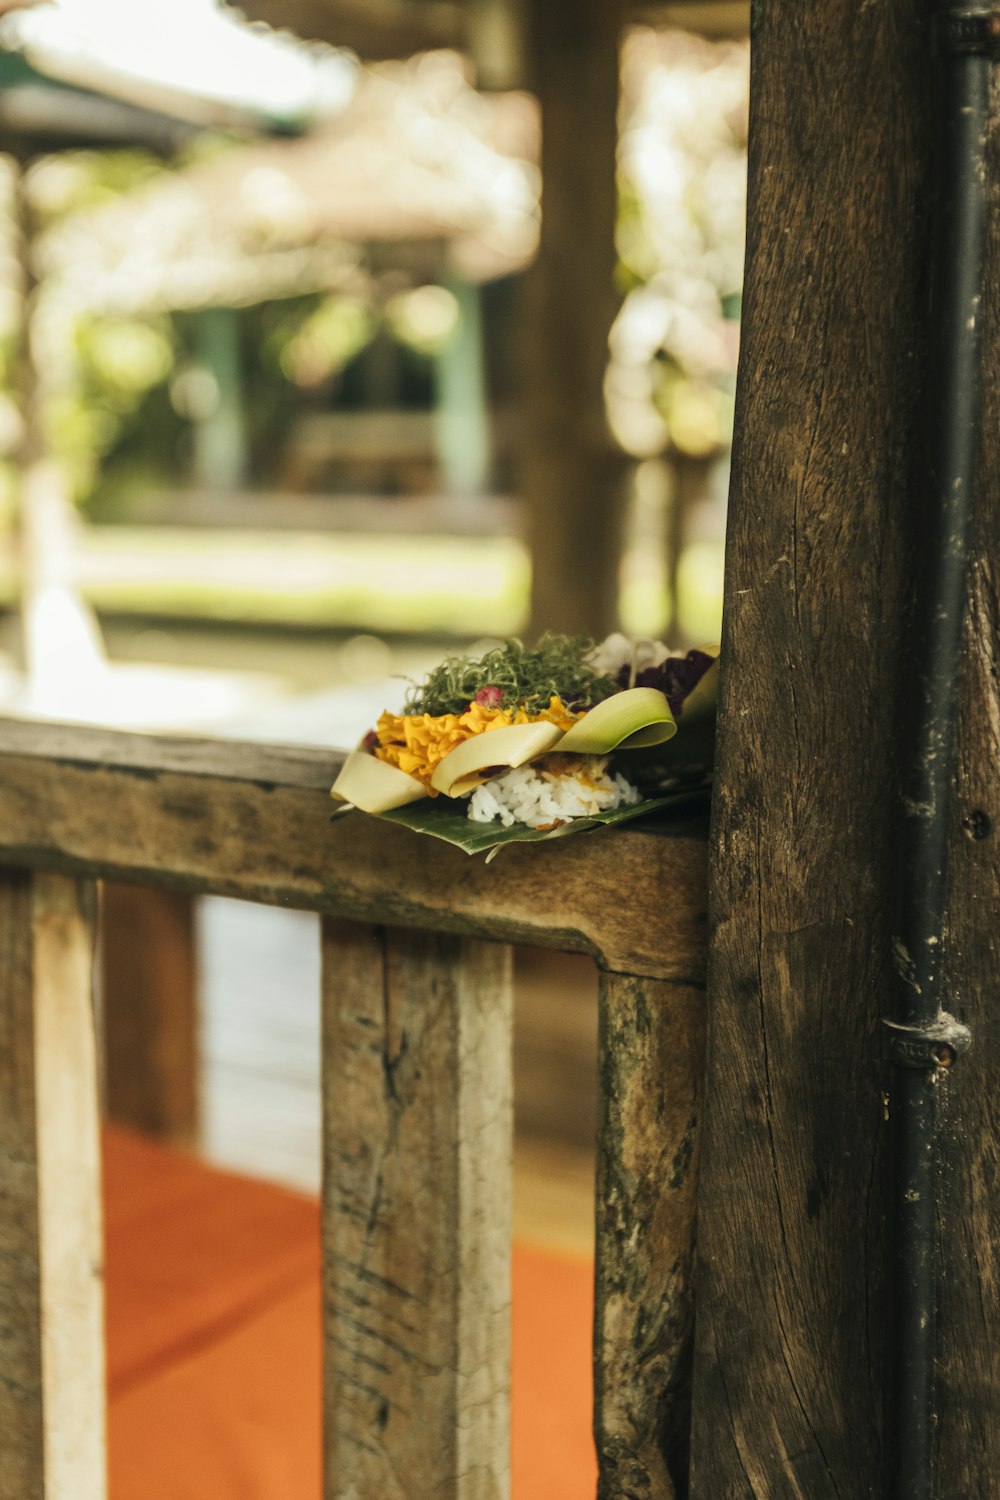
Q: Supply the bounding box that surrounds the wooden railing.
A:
[0,717,708,1500]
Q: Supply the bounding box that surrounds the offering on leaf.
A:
[331,633,718,854]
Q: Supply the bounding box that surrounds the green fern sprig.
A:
[403,634,618,717]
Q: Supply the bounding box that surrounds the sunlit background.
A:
[0,0,747,745]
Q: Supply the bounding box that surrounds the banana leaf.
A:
[356,782,711,858]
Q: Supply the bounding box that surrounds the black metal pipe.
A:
[884,7,996,1497]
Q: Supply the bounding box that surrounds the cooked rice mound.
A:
[466,754,640,830]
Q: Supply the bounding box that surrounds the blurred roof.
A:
[40,51,539,313]
[0,50,205,154]
[0,0,357,135]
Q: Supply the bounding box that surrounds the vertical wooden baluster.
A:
[594,970,706,1500]
[100,884,199,1148]
[0,871,106,1500]
[321,920,512,1500]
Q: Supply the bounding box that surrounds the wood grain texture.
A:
[594,972,705,1500]
[0,871,105,1500]
[0,720,707,979]
[931,69,1000,1496]
[100,883,199,1147]
[692,2,933,1495]
[321,921,512,1499]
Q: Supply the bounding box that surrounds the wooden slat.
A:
[594,971,705,1500]
[100,884,199,1148]
[0,870,48,1500]
[321,921,512,1498]
[0,719,708,979]
[0,871,105,1500]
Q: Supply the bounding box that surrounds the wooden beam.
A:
[690,1,946,1494]
[0,872,105,1500]
[0,719,707,981]
[321,921,512,1497]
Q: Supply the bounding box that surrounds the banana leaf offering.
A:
[330,633,718,856]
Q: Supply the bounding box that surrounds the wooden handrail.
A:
[0,715,709,1499]
[0,717,708,979]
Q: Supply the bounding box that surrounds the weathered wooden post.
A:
[692,2,1000,1497]
[0,873,105,1500]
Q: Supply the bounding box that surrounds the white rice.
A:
[466,754,640,830]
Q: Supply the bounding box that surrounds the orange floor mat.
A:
[104,1126,597,1499]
